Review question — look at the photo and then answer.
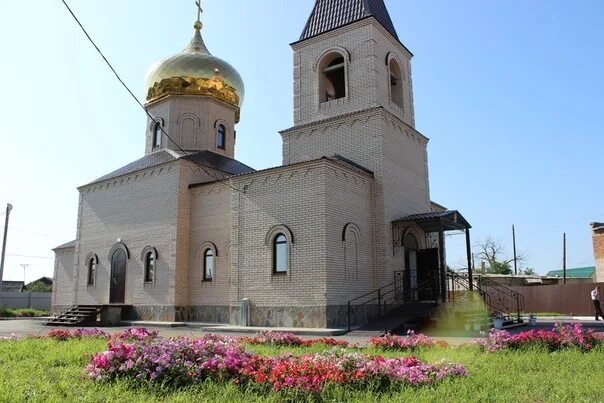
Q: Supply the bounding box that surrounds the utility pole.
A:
[20,264,30,285]
[0,203,13,292]
[512,224,518,275]
[562,233,567,285]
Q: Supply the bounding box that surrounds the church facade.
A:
[52,0,470,328]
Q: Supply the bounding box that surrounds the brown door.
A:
[110,249,127,304]
[417,248,439,301]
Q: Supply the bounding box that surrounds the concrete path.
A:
[1,317,603,347]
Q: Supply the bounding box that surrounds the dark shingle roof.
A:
[53,240,76,250]
[83,150,255,187]
[181,151,255,176]
[300,0,399,41]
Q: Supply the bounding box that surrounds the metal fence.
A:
[0,292,51,311]
[509,282,604,316]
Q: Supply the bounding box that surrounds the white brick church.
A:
[52,0,472,328]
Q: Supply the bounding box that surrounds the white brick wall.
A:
[145,95,238,157]
[52,247,75,307]
[291,18,414,127]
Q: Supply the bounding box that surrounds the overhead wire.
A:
[59,0,243,192]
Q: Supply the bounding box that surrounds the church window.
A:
[144,251,155,283]
[203,249,214,281]
[153,121,162,148]
[343,224,360,281]
[86,257,96,286]
[319,53,346,103]
[273,234,288,273]
[217,124,226,149]
[389,59,404,109]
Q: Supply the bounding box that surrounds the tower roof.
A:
[299,0,399,41]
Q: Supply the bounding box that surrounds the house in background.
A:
[592,223,604,282]
[545,266,596,284]
[0,281,25,293]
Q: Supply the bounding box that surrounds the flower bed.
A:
[369,331,447,350]
[86,330,466,394]
[244,351,466,393]
[47,328,108,340]
[477,323,603,352]
[241,331,349,347]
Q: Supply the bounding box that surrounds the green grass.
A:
[0,308,49,318]
[0,338,603,402]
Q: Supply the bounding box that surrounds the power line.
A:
[7,227,64,239]
[6,254,54,260]
[59,0,242,192]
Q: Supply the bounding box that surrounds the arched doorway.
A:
[110,248,127,304]
[403,233,419,301]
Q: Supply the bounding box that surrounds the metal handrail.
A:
[347,278,437,332]
[446,272,524,322]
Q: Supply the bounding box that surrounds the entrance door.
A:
[403,233,420,302]
[404,249,418,301]
[110,248,127,304]
[417,248,439,301]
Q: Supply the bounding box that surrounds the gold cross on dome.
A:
[195,0,203,22]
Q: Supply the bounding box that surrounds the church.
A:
[52,0,472,329]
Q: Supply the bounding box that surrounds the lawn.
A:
[0,334,603,402]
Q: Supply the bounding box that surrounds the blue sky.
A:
[0,0,602,283]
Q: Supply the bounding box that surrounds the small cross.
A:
[195,0,203,22]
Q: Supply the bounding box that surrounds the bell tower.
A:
[291,0,415,127]
[281,0,432,285]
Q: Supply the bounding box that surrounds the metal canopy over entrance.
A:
[392,210,473,301]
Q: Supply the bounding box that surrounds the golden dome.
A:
[145,23,244,114]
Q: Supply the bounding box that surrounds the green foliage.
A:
[522,267,537,276]
[25,281,52,293]
[488,261,512,275]
[0,307,17,317]
[0,308,48,317]
[0,337,603,401]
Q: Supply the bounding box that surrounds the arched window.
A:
[343,224,360,281]
[217,124,226,149]
[153,121,162,148]
[389,59,404,109]
[273,234,288,273]
[319,53,346,103]
[144,251,155,283]
[87,257,96,286]
[203,249,214,281]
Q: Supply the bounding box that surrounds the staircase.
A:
[46,305,102,326]
[446,271,525,328]
[347,278,438,334]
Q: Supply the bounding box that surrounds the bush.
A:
[0,308,49,318]
[0,307,17,317]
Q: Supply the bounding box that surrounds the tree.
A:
[521,267,537,276]
[476,237,525,275]
[25,281,52,293]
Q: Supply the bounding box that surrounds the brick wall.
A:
[188,182,232,306]
[52,247,75,308]
[145,95,238,157]
[593,224,604,282]
[291,18,414,128]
